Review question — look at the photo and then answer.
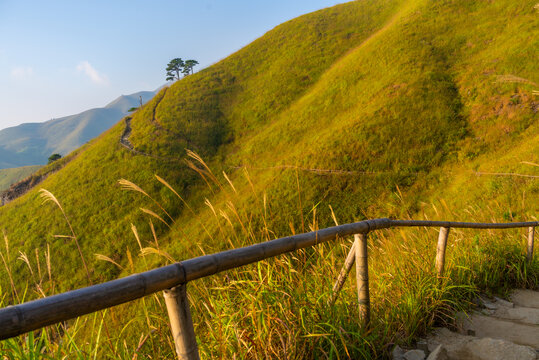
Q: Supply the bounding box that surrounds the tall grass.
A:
[2,151,537,359]
[0,0,537,357]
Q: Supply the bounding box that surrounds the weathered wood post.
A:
[527,227,535,263]
[436,227,450,278]
[355,233,370,327]
[163,284,200,360]
[328,240,357,305]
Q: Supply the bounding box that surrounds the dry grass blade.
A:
[46,243,53,286]
[205,198,217,216]
[39,188,63,209]
[18,251,35,283]
[185,159,214,192]
[118,179,150,197]
[39,188,92,285]
[140,208,171,229]
[95,254,124,270]
[329,205,339,226]
[155,175,192,212]
[226,201,249,237]
[131,224,143,252]
[35,248,42,285]
[494,74,538,86]
[0,251,19,302]
[126,247,135,272]
[120,179,175,223]
[155,173,214,242]
[219,209,233,227]
[3,230,9,258]
[475,171,539,179]
[140,247,176,263]
[149,220,159,250]
[223,171,237,193]
[186,149,223,190]
[521,161,539,168]
[53,235,76,239]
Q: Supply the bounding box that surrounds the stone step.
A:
[397,290,539,360]
[511,290,539,309]
[427,328,537,360]
[490,305,539,325]
[457,312,539,349]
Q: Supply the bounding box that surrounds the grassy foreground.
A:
[1,169,538,358]
[0,0,538,358]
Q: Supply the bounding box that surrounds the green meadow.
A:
[0,0,538,358]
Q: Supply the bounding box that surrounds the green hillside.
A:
[0,0,538,358]
[0,166,42,192]
[0,91,156,169]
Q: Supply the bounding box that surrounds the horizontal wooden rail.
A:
[390,220,538,229]
[0,218,389,339]
[0,217,536,345]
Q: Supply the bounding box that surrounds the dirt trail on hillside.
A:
[120,117,134,149]
[119,117,163,160]
[232,164,392,176]
[119,91,181,163]
[150,88,168,131]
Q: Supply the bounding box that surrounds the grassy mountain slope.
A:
[0,91,156,169]
[0,166,42,192]
[0,0,537,358]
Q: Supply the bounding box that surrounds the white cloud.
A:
[76,61,109,85]
[10,66,33,79]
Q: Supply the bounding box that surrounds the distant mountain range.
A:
[0,90,157,169]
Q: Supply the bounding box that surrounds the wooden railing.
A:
[0,218,536,359]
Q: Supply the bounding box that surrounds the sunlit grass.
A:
[0,0,538,357]
[2,158,537,358]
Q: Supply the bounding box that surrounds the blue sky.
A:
[0,0,345,131]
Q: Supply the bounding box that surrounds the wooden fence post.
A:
[528,227,535,263]
[163,284,200,360]
[328,240,357,305]
[355,233,370,327]
[436,227,450,278]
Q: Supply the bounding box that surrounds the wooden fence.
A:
[0,218,536,359]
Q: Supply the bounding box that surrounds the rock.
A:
[478,295,498,310]
[511,290,539,309]
[416,339,429,353]
[427,328,469,356]
[492,305,539,325]
[426,345,448,360]
[403,349,425,360]
[480,308,494,316]
[494,296,514,308]
[0,172,47,206]
[392,345,405,360]
[464,337,537,360]
[458,312,539,348]
[428,328,537,360]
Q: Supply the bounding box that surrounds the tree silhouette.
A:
[48,153,62,164]
[182,59,199,76]
[166,58,184,81]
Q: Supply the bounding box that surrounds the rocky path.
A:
[150,87,167,131]
[119,116,165,160]
[119,87,167,156]
[119,117,135,150]
[394,289,539,360]
[119,112,181,162]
